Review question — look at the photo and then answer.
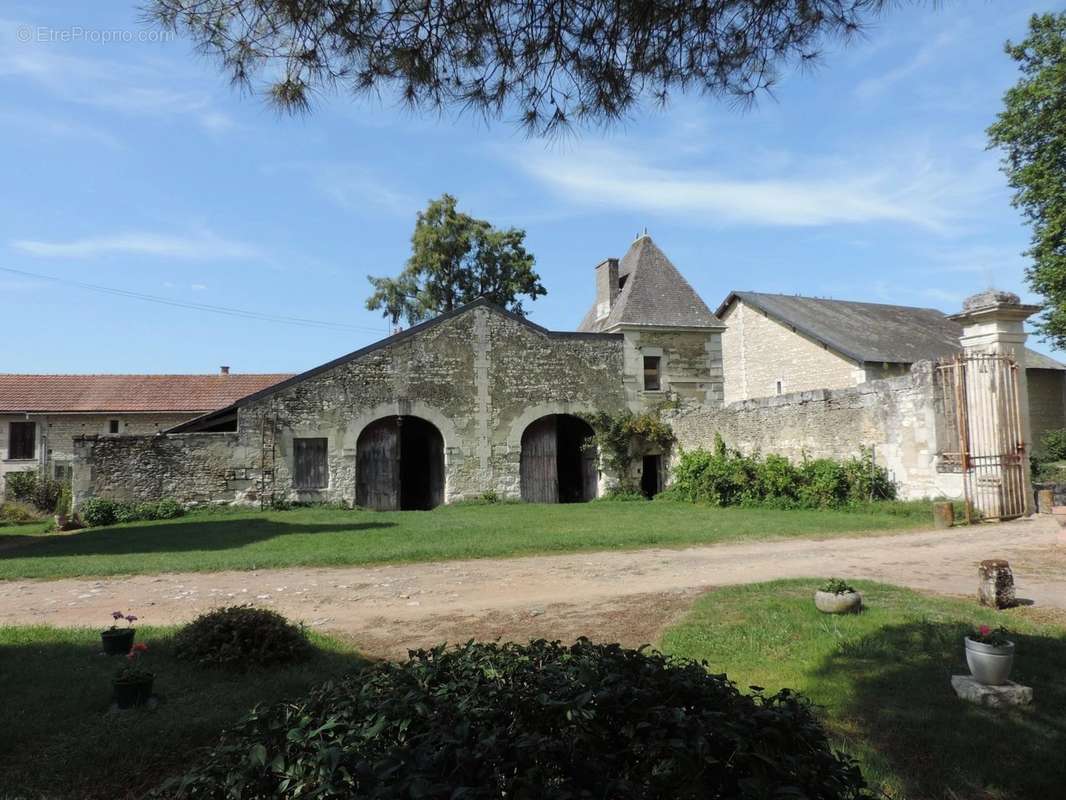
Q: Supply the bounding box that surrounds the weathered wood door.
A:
[356,419,399,511]
[520,415,559,503]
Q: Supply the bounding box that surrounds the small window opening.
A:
[8,421,36,460]
[643,356,661,391]
[618,275,628,290]
[108,420,120,434]
[776,380,783,395]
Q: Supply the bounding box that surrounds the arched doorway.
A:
[356,416,444,511]
[520,414,597,503]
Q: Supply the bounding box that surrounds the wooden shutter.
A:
[9,422,36,460]
[293,438,328,489]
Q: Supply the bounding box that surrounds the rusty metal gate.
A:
[935,353,1027,522]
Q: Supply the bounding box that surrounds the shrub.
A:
[4,471,37,504]
[80,498,119,527]
[594,487,647,502]
[31,477,64,513]
[0,501,43,525]
[172,607,311,670]
[81,498,184,526]
[1040,427,1066,461]
[155,639,871,799]
[669,439,897,510]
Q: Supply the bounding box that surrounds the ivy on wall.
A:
[581,411,675,492]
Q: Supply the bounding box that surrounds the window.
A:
[108,420,120,434]
[293,437,328,489]
[643,356,661,391]
[54,463,72,482]
[776,380,783,395]
[8,421,35,460]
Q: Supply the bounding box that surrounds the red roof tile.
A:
[0,374,293,413]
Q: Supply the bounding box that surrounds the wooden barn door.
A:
[520,416,559,503]
[357,419,400,511]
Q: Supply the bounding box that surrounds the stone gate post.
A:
[950,290,1041,516]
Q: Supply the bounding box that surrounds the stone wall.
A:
[73,432,254,506]
[1027,369,1066,450]
[2,412,198,492]
[75,305,632,507]
[622,328,723,408]
[666,362,964,500]
[720,300,863,404]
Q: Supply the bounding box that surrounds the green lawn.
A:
[0,625,363,800]
[660,580,1066,800]
[0,500,940,580]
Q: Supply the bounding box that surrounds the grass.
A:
[660,580,1066,800]
[0,624,363,800]
[0,500,943,581]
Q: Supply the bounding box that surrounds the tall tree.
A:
[148,0,896,135]
[367,194,544,325]
[988,12,1066,348]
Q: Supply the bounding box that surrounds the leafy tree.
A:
[148,0,898,135]
[367,194,543,325]
[988,13,1066,348]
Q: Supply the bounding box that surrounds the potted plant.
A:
[101,611,138,655]
[814,578,863,614]
[965,625,1015,686]
[113,643,154,709]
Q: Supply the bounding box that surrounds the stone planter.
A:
[814,590,862,614]
[964,637,1015,686]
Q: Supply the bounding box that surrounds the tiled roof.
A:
[717,291,1063,369]
[0,374,293,413]
[578,235,723,332]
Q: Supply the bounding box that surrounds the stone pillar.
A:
[950,290,1041,516]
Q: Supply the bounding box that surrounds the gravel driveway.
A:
[2,515,1063,657]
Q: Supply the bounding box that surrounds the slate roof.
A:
[578,235,723,332]
[717,291,1063,369]
[0,374,293,413]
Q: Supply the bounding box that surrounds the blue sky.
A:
[0,1,1055,373]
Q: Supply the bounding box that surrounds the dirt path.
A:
[3,516,1064,657]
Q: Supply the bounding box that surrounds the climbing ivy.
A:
[581,411,675,492]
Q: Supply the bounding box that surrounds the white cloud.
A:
[508,141,992,232]
[11,231,262,261]
[264,161,417,215]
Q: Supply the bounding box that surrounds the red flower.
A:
[979,625,991,637]
[132,643,149,653]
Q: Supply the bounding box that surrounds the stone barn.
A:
[74,235,725,509]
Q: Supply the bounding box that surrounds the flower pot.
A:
[112,676,154,709]
[814,590,862,614]
[965,636,1015,686]
[101,628,135,655]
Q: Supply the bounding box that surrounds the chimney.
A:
[595,257,619,321]
[219,366,230,375]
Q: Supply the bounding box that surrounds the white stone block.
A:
[951,675,1033,707]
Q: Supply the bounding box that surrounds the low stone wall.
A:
[72,433,258,508]
[666,362,964,501]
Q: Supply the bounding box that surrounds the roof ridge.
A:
[734,290,945,315]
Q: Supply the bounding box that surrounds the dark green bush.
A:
[4,471,37,504]
[172,607,311,670]
[80,498,118,527]
[81,498,184,526]
[155,639,870,799]
[31,477,64,513]
[1039,428,1066,461]
[668,437,896,509]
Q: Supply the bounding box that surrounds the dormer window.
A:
[643,356,661,391]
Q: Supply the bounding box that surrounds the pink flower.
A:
[112,611,124,620]
[125,615,138,624]
[132,643,148,653]
[979,625,991,637]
